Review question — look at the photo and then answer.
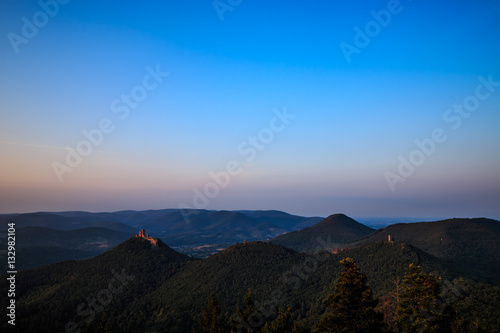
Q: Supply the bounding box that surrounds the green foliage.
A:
[395,264,442,333]
[313,257,382,333]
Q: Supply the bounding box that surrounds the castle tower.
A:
[136,229,158,248]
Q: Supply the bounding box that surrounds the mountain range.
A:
[0,209,322,269]
[1,211,499,332]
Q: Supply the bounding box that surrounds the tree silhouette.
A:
[313,257,382,333]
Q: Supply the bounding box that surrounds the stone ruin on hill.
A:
[136,229,158,248]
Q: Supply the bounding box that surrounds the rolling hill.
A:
[4,232,500,332]
[0,209,323,246]
[4,236,193,332]
[270,213,375,252]
[0,209,326,262]
[3,211,500,332]
[236,210,323,229]
[345,218,500,280]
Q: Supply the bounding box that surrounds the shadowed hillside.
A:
[2,228,500,332]
[270,213,374,252]
[345,217,500,282]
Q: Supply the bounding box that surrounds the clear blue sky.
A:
[1,0,499,219]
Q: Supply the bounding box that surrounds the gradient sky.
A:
[1,0,499,219]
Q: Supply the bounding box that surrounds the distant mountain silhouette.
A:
[14,226,134,248]
[0,209,323,254]
[144,210,257,233]
[54,209,179,227]
[0,211,138,232]
[0,226,135,270]
[270,213,374,252]
[141,210,307,246]
[0,209,326,266]
[0,212,76,230]
[236,210,323,229]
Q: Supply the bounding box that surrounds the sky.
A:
[1,0,499,219]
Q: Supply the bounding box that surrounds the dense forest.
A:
[2,232,499,332]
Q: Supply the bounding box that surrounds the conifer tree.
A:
[395,264,442,333]
[313,257,382,333]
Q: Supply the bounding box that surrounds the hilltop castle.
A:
[136,229,158,247]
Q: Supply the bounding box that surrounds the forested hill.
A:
[5,236,193,332]
[345,218,500,278]
[0,215,500,332]
[270,213,374,252]
[5,230,500,332]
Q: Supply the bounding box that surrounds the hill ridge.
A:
[3,220,500,332]
[270,213,374,252]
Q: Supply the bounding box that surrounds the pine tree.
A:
[313,257,383,333]
[198,292,229,333]
[395,264,442,333]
